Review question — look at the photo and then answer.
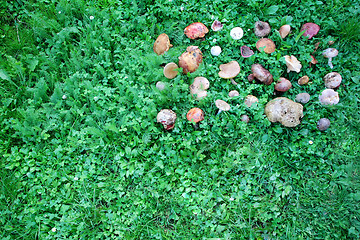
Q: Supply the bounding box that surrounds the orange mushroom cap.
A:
[186,108,204,123]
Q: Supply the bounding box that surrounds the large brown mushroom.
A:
[264,97,303,127]
[301,23,320,39]
[251,64,273,85]
[178,46,203,74]
[218,61,240,79]
[256,38,276,54]
[153,33,173,55]
[163,62,179,79]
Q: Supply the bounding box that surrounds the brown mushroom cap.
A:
[324,72,342,89]
[215,99,230,111]
[218,61,240,79]
[186,108,204,123]
[163,62,179,79]
[157,109,177,130]
[244,95,259,107]
[301,23,320,39]
[229,90,240,97]
[275,78,292,92]
[319,89,339,105]
[153,33,173,55]
[279,25,291,39]
[178,46,203,74]
[251,64,273,85]
[184,22,209,39]
[256,38,276,54]
[298,75,310,85]
[254,21,271,37]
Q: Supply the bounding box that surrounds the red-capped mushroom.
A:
[184,22,209,39]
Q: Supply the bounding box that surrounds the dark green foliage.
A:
[0,0,359,239]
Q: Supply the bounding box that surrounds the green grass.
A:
[1,0,360,239]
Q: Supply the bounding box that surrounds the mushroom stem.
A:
[230,79,238,85]
[217,109,223,115]
[328,58,333,69]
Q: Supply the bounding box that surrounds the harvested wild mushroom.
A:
[251,64,273,85]
[228,90,239,97]
[323,48,338,69]
[241,45,254,58]
[230,27,244,40]
[275,78,292,92]
[324,72,342,89]
[244,95,259,107]
[190,77,210,100]
[211,20,223,31]
[156,81,166,91]
[317,118,330,131]
[184,22,209,39]
[178,46,203,74]
[186,108,204,129]
[240,114,250,123]
[279,25,291,39]
[295,92,310,104]
[301,23,320,39]
[157,109,177,130]
[163,62,178,79]
[218,61,240,79]
[254,21,271,37]
[298,75,309,85]
[264,97,303,127]
[256,38,276,54]
[211,46,222,56]
[319,89,339,105]
[284,55,302,73]
[153,33,173,55]
[215,99,230,115]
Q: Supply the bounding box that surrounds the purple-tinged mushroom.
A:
[319,89,339,105]
[301,23,320,39]
[241,46,254,58]
[211,20,223,31]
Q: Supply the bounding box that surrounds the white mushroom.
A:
[230,27,244,40]
[284,55,302,73]
[189,77,210,100]
[319,89,339,105]
[210,46,222,56]
[323,48,338,69]
[215,99,230,115]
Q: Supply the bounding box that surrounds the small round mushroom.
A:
[228,90,239,97]
[211,46,222,56]
[275,78,292,92]
[298,75,309,85]
[190,77,210,100]
[157,109,177,130]
[178,46,203,74]
[256,38,276,54]
[184,22,209,39]
[284,55,302,73]
[251,64,273,85]
[186,108,204,129]
[156,81,166,91]
[218,61,240,79]
[211,20,223,31]
[254,21,271,37]
[279,25,291,39]
[153,33,173,55]
[324,72,342,89]
[163,62,179,79]
[240,114,250,123]
[323,48,338,69]
[301,23,320,39]
[244,95,259,107]
[230,27,244,40]
[319,89,339,105]
[241,45,254,58]
[215,99,230,115]
[317,118,330,131]
[295,93,310,104]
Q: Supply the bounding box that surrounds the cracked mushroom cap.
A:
[163,62,179,79]
[184,22,209,39]
[324,72,342,89]
[153,33,173,55]
[218,61,240,79]
[178,46,203,74]
[264,97,303,127]
[186,108,204,123]
[284,55,302,73]
[256,38,276,54]
[157,109,177,130]
[319,89,339,105]
[215,99,230,111]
